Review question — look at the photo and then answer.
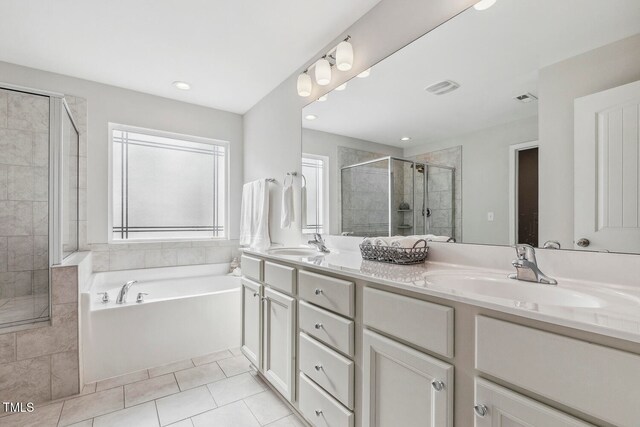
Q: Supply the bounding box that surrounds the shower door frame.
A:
[0,82,79,328]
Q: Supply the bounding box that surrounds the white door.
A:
[263,286,296,402]
[575,79,640,252]
[241,278,262,368]
[362,329,453,427]
[474,378,593,426]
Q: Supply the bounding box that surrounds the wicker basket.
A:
[359,239,428,265]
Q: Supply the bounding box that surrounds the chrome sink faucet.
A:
[508,244,557,285]
[116,280,138,304]
[308,233,330,253]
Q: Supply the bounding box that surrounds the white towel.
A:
[390,237,423,248]
[410,234,453,243]
[280,179,294,228]
[300,185,307,228]
[239,179,271,249]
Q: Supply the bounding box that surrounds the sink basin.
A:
[268,247,321,257]
[426,273,606,308]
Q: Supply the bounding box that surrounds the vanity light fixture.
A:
[335,82,347,91]
[317,94,328,102]
[335,37,353,71]
[315,57,332,86]
[172,81,191,90]
[357,68,371,78]
[400,137,412,141]
[297,72,312,97]
[297,36,353,96]
[473,0,497,10]
[304,114,318,121]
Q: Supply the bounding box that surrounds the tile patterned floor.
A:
[1,348,307,427]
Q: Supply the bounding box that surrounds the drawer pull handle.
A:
[314,323,323,329]
[431,380,445,392]
[474,404,488,417]
[315,409,323,416]
[252,292,259,297]
[314,364,323,371]
[314,288,323,295]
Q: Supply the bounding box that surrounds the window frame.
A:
[301,153,330,235]
[107,122,230,244]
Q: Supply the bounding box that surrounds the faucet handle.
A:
[514,244,536,261]
[136,292,148,303]
[97,292,109,303]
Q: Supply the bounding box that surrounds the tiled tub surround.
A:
[1,348,306,427]
[89,240,240,272]
[0,89,51,322]
[0,252,90,413]
[82,264,241,382]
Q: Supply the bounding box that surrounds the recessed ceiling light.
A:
[400,137,411,141]
[317,94,328,102]
[473,0,497,11]
[335,82,347,91]
[305,114,318,121]
[514,92,538,103]
[172,81,191,90]
[357,68,371,78]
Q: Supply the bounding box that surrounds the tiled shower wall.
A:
[0,89,50,301]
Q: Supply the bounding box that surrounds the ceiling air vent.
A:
[425,80,460,95]
[514,92,538,103]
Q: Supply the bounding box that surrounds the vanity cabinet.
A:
[362,329,454,427]
[241,278,262,368]
[474,379,592,427]
[262,286,296,402]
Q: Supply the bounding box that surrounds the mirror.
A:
[301,0,640,254]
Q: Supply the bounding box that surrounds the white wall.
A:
[0,61,244,245]
[243,0,477,246]
[302,128,402,234]
[405,116,538,245]
[538,33,640,248]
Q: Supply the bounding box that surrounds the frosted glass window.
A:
[302,156,326,234]
[112,126,227,241]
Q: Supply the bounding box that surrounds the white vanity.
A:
[240,247,640,427]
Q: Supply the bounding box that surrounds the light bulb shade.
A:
[315,58,332,86]
[335,82,347,91]
[473,0,496,10]
[357,68,371,78]
[297,73,312,97]
[336,41,353,71]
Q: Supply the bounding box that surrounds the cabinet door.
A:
[241,278,262,368]
[474,378,593,427]
[362,329,453,427]
[263,286,296,402]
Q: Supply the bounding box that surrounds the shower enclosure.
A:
[341,156,455,238]
[0,83,79,329]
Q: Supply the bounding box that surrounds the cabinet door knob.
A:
[474,404,488,417]
[261,297,267,301]
[314,364,323,371]
[314,323,323,329]
[577,238,590,247]
[315,409,323,416]
[252,291,259,297]
[314,288,323,295]
[431,380,445,391]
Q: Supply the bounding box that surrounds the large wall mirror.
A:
[301,0,640,254]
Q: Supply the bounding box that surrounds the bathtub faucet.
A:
[116,280,138,304]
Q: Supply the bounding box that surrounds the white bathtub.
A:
[81,264,241,383]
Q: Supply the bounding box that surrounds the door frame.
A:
[508,140,539,246]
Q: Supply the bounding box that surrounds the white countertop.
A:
[244,247,640,345]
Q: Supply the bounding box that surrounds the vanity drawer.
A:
[363,287,454,358]
[299,373,354,427]
[264,261,296,295]
[476,316,640,427]
[241,255,263,282]
[299,270,354,318]
[299,300,354,357]
[299,333,354,409]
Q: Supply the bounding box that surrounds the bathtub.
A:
[81,264,241,383]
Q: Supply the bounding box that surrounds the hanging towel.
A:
[239,179,271,249]
[280,178,295,228]
[300,180,307,230]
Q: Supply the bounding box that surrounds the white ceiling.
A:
[302,0,640,147]
[0,0,382,114]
